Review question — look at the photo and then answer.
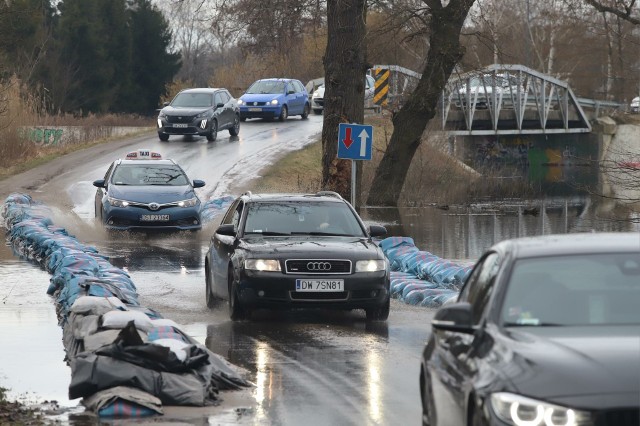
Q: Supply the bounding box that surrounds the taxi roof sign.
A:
[125,149,162,160]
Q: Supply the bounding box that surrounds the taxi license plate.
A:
[173,123,188,128]
[140,214,170,221]
[295,279,344,292]
[248,107,262,112]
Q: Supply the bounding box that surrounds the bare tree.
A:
[320,0,368,197]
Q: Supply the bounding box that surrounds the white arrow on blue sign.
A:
[337,123,373,160]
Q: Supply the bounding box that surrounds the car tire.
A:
[420,368,435,426]
[205,262,216,309]
[206,120,218,142]
[158,133,169,141]
[278,105,288,122]
[301,103,310,119]
[470,401,488,426]
[229,115,240,136]
[228,268,248,320]
[313,109,322,115]
[366,297,390,321]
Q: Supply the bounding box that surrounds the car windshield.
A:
[501,253,640,327]
[246,81,286,95]
[171,92,213,108]
[111,164,190,186]
[243,201,366,237]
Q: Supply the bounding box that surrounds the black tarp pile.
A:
[1,193,251,418]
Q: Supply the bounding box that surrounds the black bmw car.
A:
[204,191,390,321]
[420,232,640,426]
[157,88,240,142]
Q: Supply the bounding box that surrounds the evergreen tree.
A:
[121,0,181,114]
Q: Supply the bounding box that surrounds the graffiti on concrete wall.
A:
[474,136,533,164]
[18,127,64,145]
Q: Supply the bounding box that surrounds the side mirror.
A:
[431,302,476,334]
[93,179,105,188]
[288,90,295,95]
[192,179,205,188]
[216,224,236,237]
[163,101,169,107]
[369,225,387,238]
[216,103,224,109]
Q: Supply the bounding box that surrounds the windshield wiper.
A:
[245,231,291,236]
[292,231,355,237]
[503,322,563,327]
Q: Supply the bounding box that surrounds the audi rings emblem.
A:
[307,262,331,271]
[148,202,160,211]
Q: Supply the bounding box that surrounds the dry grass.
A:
[0,77,154,179]
[246,113,483,205]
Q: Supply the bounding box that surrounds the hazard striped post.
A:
[374,68,389,107]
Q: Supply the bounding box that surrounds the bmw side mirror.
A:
[93,179,105,188]
[431,302,476,334]
[216,224,236,236]
[369,225,387,238]
[192,179,205,188]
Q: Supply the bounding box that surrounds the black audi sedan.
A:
[420,232,640,426]
[204,191,390,321]
[157,88,240,142]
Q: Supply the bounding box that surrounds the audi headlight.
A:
[238,99,244,105]
[355,260,386,272]
[491,393,592,426]
[270,99,279,105]
[244,259,281,272]
[177,198,197,208]
[107,196,129,208]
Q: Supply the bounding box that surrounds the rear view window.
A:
[501,253,640,326]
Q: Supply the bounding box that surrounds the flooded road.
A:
[1,117,639,424]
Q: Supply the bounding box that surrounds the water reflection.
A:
[362,195,639,260]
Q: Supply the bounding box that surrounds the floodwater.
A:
[362,164,640,260]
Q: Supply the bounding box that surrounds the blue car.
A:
[93,150,205,231]
[238,78,310,121]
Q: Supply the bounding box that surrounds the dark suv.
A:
[157,88,240,142]
[204,191,390,321]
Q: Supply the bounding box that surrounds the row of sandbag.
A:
[2,193,250,417]
[378,237,474,307]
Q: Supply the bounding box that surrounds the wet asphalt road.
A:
[0,115,435,425]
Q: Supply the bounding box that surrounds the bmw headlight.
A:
[244,259,281,272]
[107,196,129,208]
[490,393,592,426]
[355,260,386,272]
[270,99,279,105]
[238,99,244,105]
[177,198,198,208]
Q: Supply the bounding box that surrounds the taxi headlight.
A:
[490,393,593,426]
[177,198,197,208]
[107,196,129,208]
[238,99,244,105]
[355,260,386,272]
[244,259,281,272]
[270,99,279,105]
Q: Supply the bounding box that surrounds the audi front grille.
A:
[284,259,352,274]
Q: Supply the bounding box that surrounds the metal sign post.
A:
[351,159,356,208]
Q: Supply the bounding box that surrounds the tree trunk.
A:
[366,0,475,206]
[321,0,367,199]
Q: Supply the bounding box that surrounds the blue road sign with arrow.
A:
[337,123,373,160]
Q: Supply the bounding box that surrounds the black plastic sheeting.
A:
[2,193,251,418]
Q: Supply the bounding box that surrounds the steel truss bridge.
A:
[373,64,621,136]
